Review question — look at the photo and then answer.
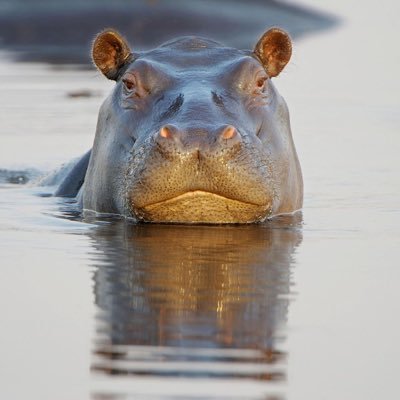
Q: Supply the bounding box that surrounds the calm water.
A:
[1,0,400,399]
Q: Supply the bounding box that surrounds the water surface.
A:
[1,0,399,399]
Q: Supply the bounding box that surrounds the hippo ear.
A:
[254,28,292,78]
[92,30,132,80]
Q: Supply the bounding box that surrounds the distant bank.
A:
[0,0,337,66]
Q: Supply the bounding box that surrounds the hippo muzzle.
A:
[81,29,303,224]
[126,123,275,223]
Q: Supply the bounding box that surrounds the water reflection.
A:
[87,215,302,395]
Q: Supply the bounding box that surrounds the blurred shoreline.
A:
[0,0,338,66]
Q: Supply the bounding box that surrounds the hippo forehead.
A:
[159,36,224,50]
[132,36,255,71]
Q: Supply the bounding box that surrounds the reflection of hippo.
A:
[57,28,303,223]
[89,216,302,379]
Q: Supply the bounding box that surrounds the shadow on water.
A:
[76,213,303,398]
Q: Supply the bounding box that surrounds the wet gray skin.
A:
[68,28,303,224]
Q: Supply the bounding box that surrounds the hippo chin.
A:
[57,28,303,224]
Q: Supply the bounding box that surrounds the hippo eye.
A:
[122,76,136,93]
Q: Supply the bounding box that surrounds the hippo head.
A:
[82,28,303,223]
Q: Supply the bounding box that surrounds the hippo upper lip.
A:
[140,190,266,208]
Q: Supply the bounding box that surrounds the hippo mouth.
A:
[132,190,271,224]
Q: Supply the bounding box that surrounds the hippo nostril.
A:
[159,124,176,139]
[221,125,237,140]
[218,125,241,144]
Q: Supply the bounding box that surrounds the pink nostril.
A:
[221,125,237,140]
[160,125,173,139]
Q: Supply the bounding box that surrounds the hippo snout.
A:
[154,124,242,155]
[125,124,275,224]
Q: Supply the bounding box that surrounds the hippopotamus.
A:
[56,28,303,224]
